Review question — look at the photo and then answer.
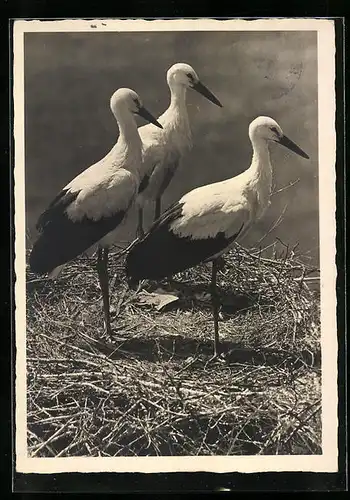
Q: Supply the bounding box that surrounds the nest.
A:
[26,241,321,457]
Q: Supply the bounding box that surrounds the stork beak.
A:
[137,106,163,128]
[277,134,309,159]
[192,80,222,107]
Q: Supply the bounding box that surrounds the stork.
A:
[29,88,162,336]
[136,63,222,237]
[126,116,309,356]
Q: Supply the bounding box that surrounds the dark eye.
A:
[271,126,278,134]
[186,72,194,81]
[133,98,140,108]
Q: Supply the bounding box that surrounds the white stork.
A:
[135,63,222,237]
[126,116,309,356]
[29,88,162,336]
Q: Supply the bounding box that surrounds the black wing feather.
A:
[30,189,125,274]
[36,189,78,231]
[126,202,242,280]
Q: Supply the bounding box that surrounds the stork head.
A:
[249,116,309,159]
[110,88,162,128]
[166,63,222,107]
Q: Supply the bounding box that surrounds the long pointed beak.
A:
[277,134,309,159]
[137,106,163,129]
[192,80,222,107]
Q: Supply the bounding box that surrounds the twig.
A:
[282,403,322,447]
[30,417,76,457]
[27,429,57,457]
[27,357,105,370]
[37,332,116,365]
[56,436,84,457]
[271,178,300,196]
[73,382,110,395]
[111,237,140,263]
[257,204,289,245]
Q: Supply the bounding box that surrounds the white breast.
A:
[138,107,192,188]
[66,165,138,222]
[171,179,251,240]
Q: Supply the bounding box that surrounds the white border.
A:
[14,18,337,474]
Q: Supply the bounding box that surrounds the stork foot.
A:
[205,350,226,367]
[207,353,218,364]
[127,278,145,293]
[101,323,114,342]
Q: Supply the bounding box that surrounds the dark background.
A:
[24,31,318,264]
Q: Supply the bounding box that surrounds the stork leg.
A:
[154,197,161,222]
[96,247,111,337]
[137,207,144,239]
[216,255,226,272]
[210,259,221,357]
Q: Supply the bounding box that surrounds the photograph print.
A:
[14,18,337,474]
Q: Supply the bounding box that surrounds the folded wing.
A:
[126,184,249,280]
[30,169,137,274]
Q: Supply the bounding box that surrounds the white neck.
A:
[249,136,272,178]
[116,108,142,147]
[108,107,142,173]
[241,135,273,219]
[168,82,188,113]
[160,81,192,152]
